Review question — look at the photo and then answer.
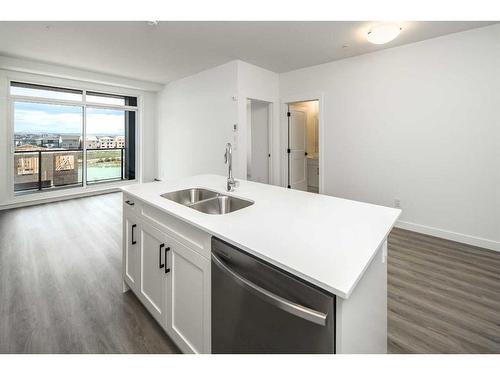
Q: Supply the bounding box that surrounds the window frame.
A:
[6,72,142,199]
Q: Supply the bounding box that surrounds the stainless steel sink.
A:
[190,195,253,215]
[161,188,254,215]
[160,188,218,205]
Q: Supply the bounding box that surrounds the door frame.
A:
[280,92,324,194]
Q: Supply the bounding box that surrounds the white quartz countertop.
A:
[122,175,401,298]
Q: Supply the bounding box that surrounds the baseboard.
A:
[395,220,500,253]
[0,188,121,210]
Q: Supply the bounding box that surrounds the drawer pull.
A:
[165,246,171,274]
[131,224,137,245]
[159,244,165,269]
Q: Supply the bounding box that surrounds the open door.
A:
[287,109,307,191]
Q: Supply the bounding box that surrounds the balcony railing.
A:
[86,148,125,184]
[14,148,125,194]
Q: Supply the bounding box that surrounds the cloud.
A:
[14,103,126,135]
[87,108,125,135]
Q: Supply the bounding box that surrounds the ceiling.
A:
[0,21,495,84]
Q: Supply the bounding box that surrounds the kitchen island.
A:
[121,174,401,353]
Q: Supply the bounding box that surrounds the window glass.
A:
[86,107,134,184]
[14,102,83,150]
[86,91,137,107]
[11,82,136,194]
[10,81,83,101]
[13,102,84,192]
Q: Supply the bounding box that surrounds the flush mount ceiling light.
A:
[366,23,402,44]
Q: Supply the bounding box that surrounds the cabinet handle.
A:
[125,200,135,206]
[159,244,165,269]
[165,246,171,274]
[131,224,137,245]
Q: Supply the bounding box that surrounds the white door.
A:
[123,213,140,293]
[139,223,168,325]
[165,236,211,353]
[289,109,308,191]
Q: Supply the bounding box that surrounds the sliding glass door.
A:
[85,107,136,184]
[11,81,138,195]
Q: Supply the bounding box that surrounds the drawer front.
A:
[140,203,211,259]
[123,193,141,214]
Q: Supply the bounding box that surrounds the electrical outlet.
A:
[394,199,401,209]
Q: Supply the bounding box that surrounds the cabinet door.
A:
[139,223,168,325]
[165,237,211,353]
[123,213,140,293]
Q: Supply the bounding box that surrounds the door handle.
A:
[131,224,137,245]
[211,252,327,326]
[159,244,165,269]
[165,246,171,274]
[125,200,135,206]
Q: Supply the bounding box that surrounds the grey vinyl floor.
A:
[0,192,180,353]
[1,193,499,353]
[388,228,500,353]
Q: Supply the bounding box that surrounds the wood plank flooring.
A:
[1,193,499,353]
[0,192,180,353]
[388,228,500,353]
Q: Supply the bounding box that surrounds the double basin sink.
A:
[161,188,254,215]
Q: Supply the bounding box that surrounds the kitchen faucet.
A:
[224,143,238,192]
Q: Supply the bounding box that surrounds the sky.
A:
[14,102,126,136]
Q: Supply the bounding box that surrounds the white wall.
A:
[157,60,280,183]
[0,57,161,207]
[157,61,239,180]
[237,61,280,184]
[280,24,500,250]
[141,91,159,182]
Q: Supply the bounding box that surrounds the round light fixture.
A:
[367,23,402,44]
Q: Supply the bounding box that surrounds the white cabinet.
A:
[123,212,140,293]
[165,237,211,353]
[122,198,211,353]
[138,223,169,325]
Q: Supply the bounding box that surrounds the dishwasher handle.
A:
[211,252,327,326]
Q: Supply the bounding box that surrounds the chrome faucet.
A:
[224,143,238,192]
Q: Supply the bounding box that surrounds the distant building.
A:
[98,136,116,148]
[14,135,38,148]
[36,136,60,148]
[114,136,125,148]
[59,135,82,149]
[85,136,99,149]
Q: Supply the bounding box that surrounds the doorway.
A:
[286,100,319,193]
[246,99,272,184]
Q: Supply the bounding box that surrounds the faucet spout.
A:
[224,143,238,192]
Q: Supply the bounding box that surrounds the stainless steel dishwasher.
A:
[211,237,335,353]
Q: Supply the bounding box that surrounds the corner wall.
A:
[157,60,280,183]
[157,61,239,180]
[237,61,280,184]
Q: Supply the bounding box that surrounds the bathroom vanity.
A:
[121,175,400,353]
